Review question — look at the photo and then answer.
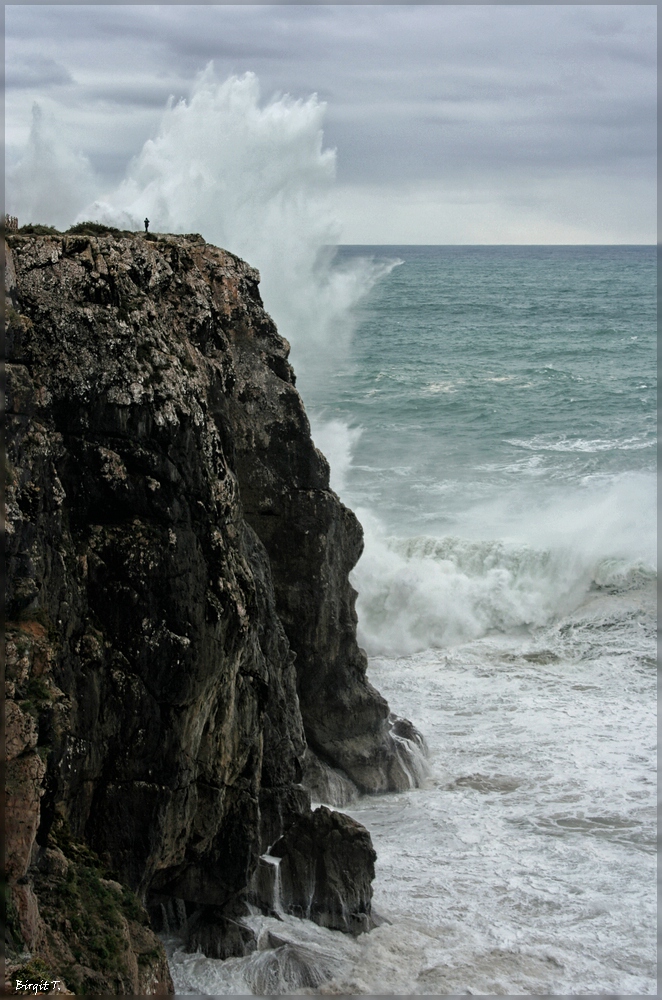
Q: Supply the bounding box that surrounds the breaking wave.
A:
[78,66,396,381]
[8,68,397,388]
[6,104,96,231]
[507,433,654,453]
[351,470,656,656]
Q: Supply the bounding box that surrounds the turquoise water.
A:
[311,245,655,533]
[307,246,657,994]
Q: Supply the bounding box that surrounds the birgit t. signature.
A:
[14,980,63,994]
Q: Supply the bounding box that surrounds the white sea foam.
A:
[507,433,654,452]
[8,68,396,390]
[167,566,656,995]
[309,418,362,494]
[350,471,656,656]
[6,103,97,230]
[76,67,395,382]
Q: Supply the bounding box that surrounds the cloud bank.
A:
[5,4,656,243]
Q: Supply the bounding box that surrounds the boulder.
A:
[271,806,377,935]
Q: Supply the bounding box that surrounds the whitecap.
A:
[507,434,654,453]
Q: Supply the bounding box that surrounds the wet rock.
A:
[249,853,285,917]
[271,805,377,934]
[385,713,431,791]
[4,230,402,976]
[301,747,360,807]
[185,906,257,960]
[246,942,333,994]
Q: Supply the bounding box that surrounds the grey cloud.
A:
[86,150,141,187]
[6,55,73,89]
[79,84,187,110]
[4,3,656,223]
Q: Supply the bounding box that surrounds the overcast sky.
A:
[5,3,657,243]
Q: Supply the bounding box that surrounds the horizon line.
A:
[335,242,656,247]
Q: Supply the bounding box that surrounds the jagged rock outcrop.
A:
[5,621,173,995]
[4,227,421,992]
[270,806,376,934]
[224,301,413,793]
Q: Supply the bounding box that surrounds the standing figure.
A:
[144,218,150,233]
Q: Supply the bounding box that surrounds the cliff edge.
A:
[4,229,420,993]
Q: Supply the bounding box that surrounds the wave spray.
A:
[80,66,391,383]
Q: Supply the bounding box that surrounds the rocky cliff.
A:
[4,227,420,994]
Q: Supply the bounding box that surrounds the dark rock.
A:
[4,230,420,980]
[385,712,431,790]
[301,747,360,807]
[147,896,188,935]
[226,353,406,791]
[390,712,428,750]
[271,805,377,935]
[185,906,257,960]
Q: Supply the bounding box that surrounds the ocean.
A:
[167,243,657,996]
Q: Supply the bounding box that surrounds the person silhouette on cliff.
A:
[144,218,150,233]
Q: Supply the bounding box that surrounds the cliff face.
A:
[4,230,415,993]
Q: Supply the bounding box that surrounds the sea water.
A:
[167,245,657,996]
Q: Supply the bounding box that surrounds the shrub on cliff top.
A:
[67,221,124,237]
[16,224,62,235]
